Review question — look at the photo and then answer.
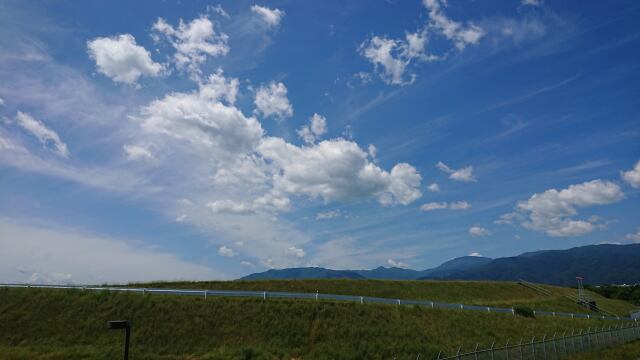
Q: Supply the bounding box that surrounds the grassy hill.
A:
[0,280,637,359]
[129,279,637,316]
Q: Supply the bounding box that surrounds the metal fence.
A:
[436,322,640,359]
[0,283,635,322]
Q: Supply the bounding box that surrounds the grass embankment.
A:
[130,279,637,316]
[566,340,640,360]
[0,286,633,360]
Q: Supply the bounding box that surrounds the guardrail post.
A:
[315,290,318,301]
[459,304,463,310]
[487,307,490,313]
[263,291,266,300]
[397,299,401,306]
[511,308,515,316]
[360,296,363,304]
[204,290,207,300]
[430,301,434,309]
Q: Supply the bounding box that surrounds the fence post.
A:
[436,351,442,360]
[579,329,585,352]
[473,343,479,360]
[551,333,557,358]
[505,339,510,360]
[490,341,495,360]
[518,338,523,359]
[530,336,535,358]
[455,345,461,360]
[542,334,547,360]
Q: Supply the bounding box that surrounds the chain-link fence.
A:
[436,321,640,359]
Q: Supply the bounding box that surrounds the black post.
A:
[108,320,131,360]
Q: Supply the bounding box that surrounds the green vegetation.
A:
[514,305,535,318]
[0,283,636,359]
[130,279,637,315]
[566,340,640,360]
[587,285,640,306]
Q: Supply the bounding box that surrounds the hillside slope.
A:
[0,286,630,360]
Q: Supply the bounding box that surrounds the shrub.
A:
[514,306,535,318]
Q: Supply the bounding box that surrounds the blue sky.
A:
[0,0,639,284]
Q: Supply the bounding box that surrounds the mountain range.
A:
[240,244,640,286]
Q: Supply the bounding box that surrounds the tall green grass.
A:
[0,286,631,359]
[129,279,637,315]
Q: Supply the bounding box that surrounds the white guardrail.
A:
[0,283,635,322]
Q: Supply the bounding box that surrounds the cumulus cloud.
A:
[137,71,262,156]
[521,0,543,6]
[621,160,640,188]
[420,201,470,211]
[152,15,229,77]
[436,161,476,182]
[240,260,256,268]
[123,144,153,161]
[258,137,422,206]
[254,81,293,119]
[298,113,327,144]
[316,210,341,220]
[87,34,163,84]
[469,226,491,237]
[427,183,440,192]
[387,258,409,269]
[286,246,306,258]
[251,5,285,28]
[359,31,438,86]
[625,229,640,243]
[15,111,69,157]
[512,179,624,237]
[218,245,237,257]
[423,0,485,50]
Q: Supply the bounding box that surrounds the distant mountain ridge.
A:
[240,244,640,286]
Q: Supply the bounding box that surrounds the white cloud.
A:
[15,111,69,157]
[367,144,377,159]
[469,226,491,237]
[175,214,187,222]
[258,137,422,206]
[422,0,485,50]
[87,34,163,85]
[254,81,293,119]
[387,258,409,269]
[515,179,624,237]
[218,245,237,257]
[137,71,263,156]
[359,31,437,86]
[286,246,306,258]
[316,210,341,220]
[625,229,640,243]
[123,144,153,161]
[298,113,327,144]
[521,0,543,6]
[427,183,440,192]
[152,15,229,77]
[250,5,285,28]
[436,161,476,182]
[621,160,640,188]
[449,201,471,210]
[0,218,219,284]
[0,97,4,106]
[208,200,256,215]
[468,252,482,257]
[420,201,470,211]
[240,260,256,268]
